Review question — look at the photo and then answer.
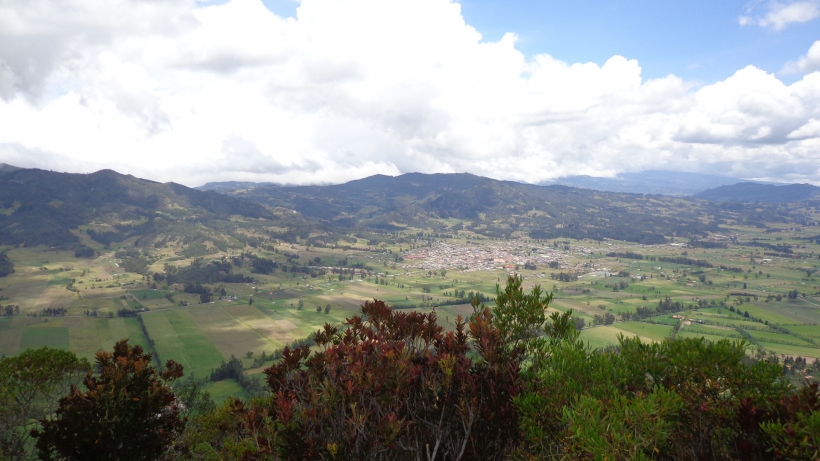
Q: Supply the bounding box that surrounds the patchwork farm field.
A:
[3,219,820,396]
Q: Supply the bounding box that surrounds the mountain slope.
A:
[0,163,23,176]
[694,183,820,203]
[0,168,280,248]
[200,172,787,243]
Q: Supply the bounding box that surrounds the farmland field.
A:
[21,326,69,351]
[141,309,225,378]
[202,379,251,404]
[3,218,820,391]
[614,321,674,342]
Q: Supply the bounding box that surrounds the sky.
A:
[0,0,819,187]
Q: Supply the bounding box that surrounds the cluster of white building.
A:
[402,242,580,272]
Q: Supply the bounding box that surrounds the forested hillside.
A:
[695,182,820,204]
[200,172,810,243]
[1,168,814,252]
[0,169,304,249]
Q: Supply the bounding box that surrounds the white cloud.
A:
[739,1,820,30]
[782,40,820,74]
[787,118,820,138]
[1,0,820,186]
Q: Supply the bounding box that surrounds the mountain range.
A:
[694,182,820,203]
[196,171,808,243]
[0,165,816,251]
[199,170,785,198]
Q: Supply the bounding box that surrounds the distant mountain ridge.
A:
[694,182,820,203]
[201,170,757,197]
[0,168,278,248]
[543,170,774,196]
[2,168,815,250]
[198,172,762,244]
[0,163,23,176]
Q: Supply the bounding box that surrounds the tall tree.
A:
[0,348,90,461]
[0,251,14,277]
[32,340,185,461]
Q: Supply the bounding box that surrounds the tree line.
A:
[0,251,14,277]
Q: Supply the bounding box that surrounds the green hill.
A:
[198,172,805,243]
[694,182,820,203]
[0,163,23,176]
[0,169,296,249]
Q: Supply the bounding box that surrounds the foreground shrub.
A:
[760,382,820,460]
[32,339,185,461]
[0,348,89,461]
[516,329,794,460]
[190,298,523,461]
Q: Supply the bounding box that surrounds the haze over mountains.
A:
[543,170,778,196]
[694,182,820,204]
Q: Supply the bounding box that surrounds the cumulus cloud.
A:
[782,40,820,74]
[0,0,195,101]
[1,0,820,186]
[739,1,820,30]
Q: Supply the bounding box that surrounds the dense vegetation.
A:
[31,341,184,461]
[0,168,281,249]
[2,277,818,461]
[695,182,820,203]
[1,168,817,256]
[162,258,254,285]
[0,251,13,277]
[200,173,816,243]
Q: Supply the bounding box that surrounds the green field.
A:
[677,330,749,347]
[201,379,251,404]
[5,220,820,387]
[20,327,69,350]
[746,329,816,348]
[615,321,674,342]
[141,309,225,378]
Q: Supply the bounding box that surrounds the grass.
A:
[202,379,251,404]
[0,328,23,356]
[761,300,820,324]
[616,321,674,342]
[192,303,285,358]
[746,330,817,348]
[759,343,820,359]
[67,318,112,359]
[677,330,745,345]
[642,315,681,326]
[166,309,227,375]
[21,327,69,350]
[3,278,50,313]
[141,310,226,377]
[731,304,805,325]
[111,318,151,350]
[787,325,820,338]
[579,325,654,349]
[46,275,73,287]
[680,325,743,340]
[131,289,171,301]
